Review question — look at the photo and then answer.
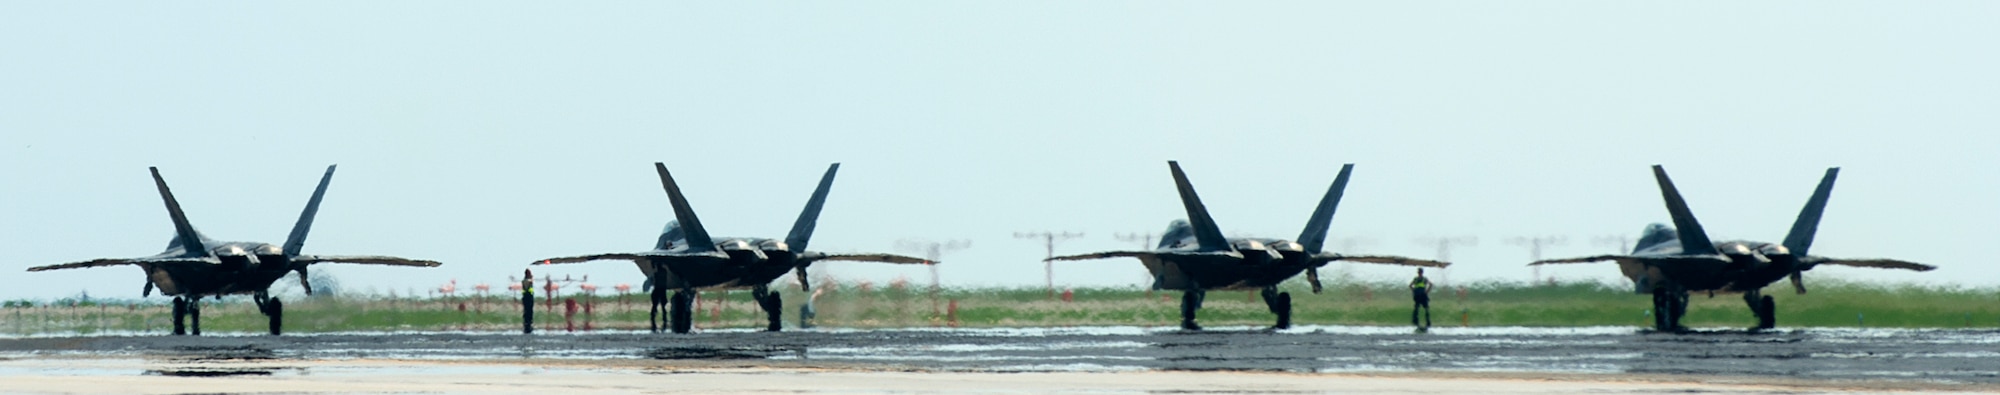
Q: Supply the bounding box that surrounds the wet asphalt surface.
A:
[2,326,1996,385]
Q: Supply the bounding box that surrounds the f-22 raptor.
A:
[531,163,932,334]
[1531,165,1935,331]
[1049,161,1449,330]
[26,166,443,336]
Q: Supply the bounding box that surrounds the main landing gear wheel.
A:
[1651,289,1686,332]
[1759,296,1776,329]
[1261,288,1292,330]
[1745,291,1776,330]
[189,298,203,336]
[754,287,783,332]
[171,297,188,336]
[262,297,284,336]
[1178,290,1206,331]
[669,290,694,334]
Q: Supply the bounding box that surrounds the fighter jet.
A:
[26,166,442,336]
[530,163,932,334]
[1047,161,1449,330]
[1530,165,1935,331]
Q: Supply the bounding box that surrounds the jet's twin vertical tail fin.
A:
[785,163,840,252]
[283,165,337,257]
[1651,165,1720,256]
[654,163,716,252]
[1167,161,1231,252]
[1782,168,1839,257]
[1296,164,1354,254]
[149,167,207,256]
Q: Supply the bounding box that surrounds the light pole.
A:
[1507,236,1568,284]
[1015,231,1084,299]
[895,238,971,318]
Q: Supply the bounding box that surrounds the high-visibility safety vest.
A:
[1411,277,1430,290]
[522,280,535,296]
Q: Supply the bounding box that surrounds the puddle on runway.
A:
[3,326,1998,384]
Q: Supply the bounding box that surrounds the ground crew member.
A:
[1410,268,1432,328]
[800,287,823,329]
[521,269,535,334]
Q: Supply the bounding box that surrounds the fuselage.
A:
[145,238,297,298]
[1143,223,1319,291]
[638,236,802,291]
[1622,224,1800,294]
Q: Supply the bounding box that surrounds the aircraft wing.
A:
[26,257,215,272]
[1046,251,1153,262]
[294,255,442,267]
[1314,253,1449,268]
[1804,257,1936,272]
[1528,255,1632,265]
[530,250,730,266]
[815,253,933,265]
[531,253,650,266]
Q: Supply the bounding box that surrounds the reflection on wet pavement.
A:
[1,325,1997,384]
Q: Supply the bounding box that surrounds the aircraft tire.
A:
[267,297,284,336]
[762,293,783,332]
[189,299,202,336]
[171,297,187,336]
[1272,292,1292,330]
[1179,291,1203,331]
[1651,292,1668,331]
[1758,296,1776,329]
[670,291,693,334]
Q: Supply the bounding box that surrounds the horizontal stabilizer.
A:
[1314,253,1449,268]
[27,257,215,272]
[293,255,441,267]
[1803,257,1936,272]
[814,253,934,265]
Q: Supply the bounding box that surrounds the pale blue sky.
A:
[4,2,1996,300]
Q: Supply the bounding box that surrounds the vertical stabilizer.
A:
[1167,161,1231,252]
[282,165,336,256]
[1651,165,1720,256]
[149,167,207,256]
[654,163,716,252]
[1781,167,1839,256]
[1296,164,1355,253]
[785,163,840,252]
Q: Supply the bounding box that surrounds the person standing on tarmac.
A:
[521,269,535,334]
[1409,268,1433,328]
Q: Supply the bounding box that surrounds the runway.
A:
[3,325,1997,393]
